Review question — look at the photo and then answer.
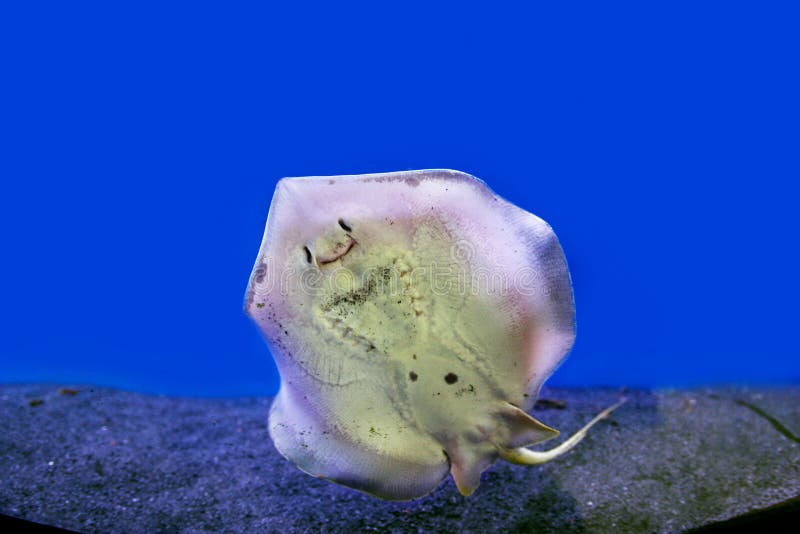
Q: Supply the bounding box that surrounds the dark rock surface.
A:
[1,384,798,532]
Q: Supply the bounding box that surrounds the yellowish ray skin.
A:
[247,170,625,500]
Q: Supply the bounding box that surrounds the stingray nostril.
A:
[303,246,313,264]
[338,219,352,232]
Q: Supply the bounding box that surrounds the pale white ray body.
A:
[245,169,619,500]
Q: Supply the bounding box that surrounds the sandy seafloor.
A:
[1,384,798,533]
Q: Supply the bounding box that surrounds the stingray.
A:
[244,169,623,500]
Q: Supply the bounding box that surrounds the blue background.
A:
[2,2,798,396]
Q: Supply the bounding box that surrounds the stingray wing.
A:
[245,170,575,499]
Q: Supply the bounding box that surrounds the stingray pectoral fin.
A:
[499,398,627,465]
[269,389,450,501]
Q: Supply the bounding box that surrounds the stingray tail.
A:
[498,398,627,465]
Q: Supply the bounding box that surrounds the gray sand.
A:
[1,384,798,532]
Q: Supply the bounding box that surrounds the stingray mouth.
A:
[316,236,357,265]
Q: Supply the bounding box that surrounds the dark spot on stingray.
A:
[321,264,394,313]
[412,354,417,360]
[58,388,79,396]
[444,373,458,384]
[454,384,476,397]
[409,371,418,382]
[29,399,44,407]
[322,278,376,312]
[254,262,267,283]
[338,218,352,232]
[256,303,265,308]
[303,246,312,264]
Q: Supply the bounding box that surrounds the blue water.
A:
[2,2,798,396]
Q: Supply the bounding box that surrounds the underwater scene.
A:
[2,2,799,532]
